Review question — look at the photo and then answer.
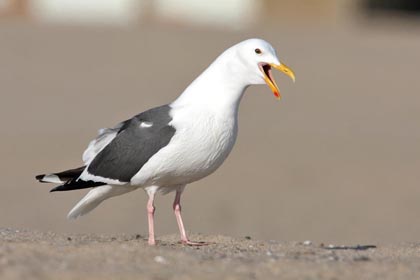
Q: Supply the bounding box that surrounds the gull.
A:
[36,38,295,245]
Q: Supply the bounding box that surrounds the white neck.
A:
[171,49,251,114]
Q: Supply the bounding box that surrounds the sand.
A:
[2,228,420,280]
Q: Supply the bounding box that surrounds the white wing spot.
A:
[140,121,153,128]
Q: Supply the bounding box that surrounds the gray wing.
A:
[85,105,176,182]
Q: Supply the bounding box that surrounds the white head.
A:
[173,38,296,108]
[221,38,296,99]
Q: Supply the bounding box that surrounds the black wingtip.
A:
[35,174,45,182]
[49,180,105,192]
[49,185,67,192]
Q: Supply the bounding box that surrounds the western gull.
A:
[36,38,295,245]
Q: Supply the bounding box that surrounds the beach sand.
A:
[2,228,420,280]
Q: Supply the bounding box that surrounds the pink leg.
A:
[173,190,207,246]
[147,193,156,245]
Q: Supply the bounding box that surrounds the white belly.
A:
[130,106,238,187]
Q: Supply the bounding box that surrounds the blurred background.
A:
[0,0,419,244]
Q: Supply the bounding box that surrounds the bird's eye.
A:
[254,48,262,55]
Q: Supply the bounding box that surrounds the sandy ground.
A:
[2,228,420,280]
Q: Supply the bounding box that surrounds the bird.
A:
[36,38,295,245]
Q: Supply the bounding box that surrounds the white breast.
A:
[130,105,238,187]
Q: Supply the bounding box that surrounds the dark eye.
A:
[254,48,262,54]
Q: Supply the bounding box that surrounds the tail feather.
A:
[37,167,135,219]
[67,185,136,219]
[36,174,63,184]
[50,180,105,192]
[36,166,105,192]
[36,166,85,183]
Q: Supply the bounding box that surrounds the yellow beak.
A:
[260,62,296,99]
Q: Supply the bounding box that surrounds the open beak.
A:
[258,62,296,99]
